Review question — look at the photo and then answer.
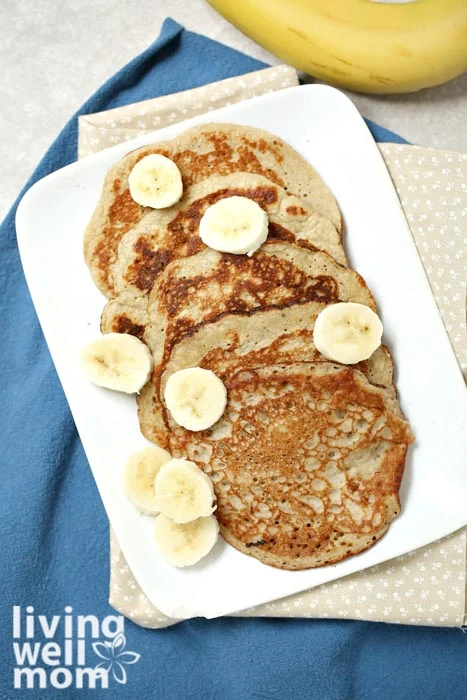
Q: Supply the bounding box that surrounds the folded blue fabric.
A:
[1,17,465,700]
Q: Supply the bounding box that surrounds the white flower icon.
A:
[92,633,140,684]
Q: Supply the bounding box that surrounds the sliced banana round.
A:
[80,333,153,393]
[154,458,216,524]
[199,195,268,255]
[164,367,227,432]
[154,514,219,568]
[313,302,383,365]
[122,445,172,514]
[128,154,183,209]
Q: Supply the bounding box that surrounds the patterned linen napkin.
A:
[78,66,466,629]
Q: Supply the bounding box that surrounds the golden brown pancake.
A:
[106,173,346,303]
[137,303,394,452]
[166,362,413,569]
[83,125,342,297]
[101,240,371,365]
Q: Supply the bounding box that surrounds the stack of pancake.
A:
[84,123,413,570]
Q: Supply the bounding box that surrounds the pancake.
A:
[146,242,357,341]
[83,124,342,296]
[137,300,395,450]
[159,303,395,394]
[97,172,346,301]
[166,362,413,570]
[101,240,372,363]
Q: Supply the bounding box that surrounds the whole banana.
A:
[207,0,467,94]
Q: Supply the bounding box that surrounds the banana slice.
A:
[154,514,219,567]
[80,333,153,393]
[128,154,183,209]
[154,458,216,523]
[199,195,268,255]
[313,302,383,365]
[164,367,227,431]
[122,445,172,514]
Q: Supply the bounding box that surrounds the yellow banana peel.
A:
[206,0,467,94]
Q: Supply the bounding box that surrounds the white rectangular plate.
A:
[16,85,467,619]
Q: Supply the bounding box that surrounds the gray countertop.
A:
[1,0,466,222]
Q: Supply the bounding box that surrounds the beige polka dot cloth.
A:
[78,66,466,628]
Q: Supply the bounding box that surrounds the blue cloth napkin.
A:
[1,17,465,699]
